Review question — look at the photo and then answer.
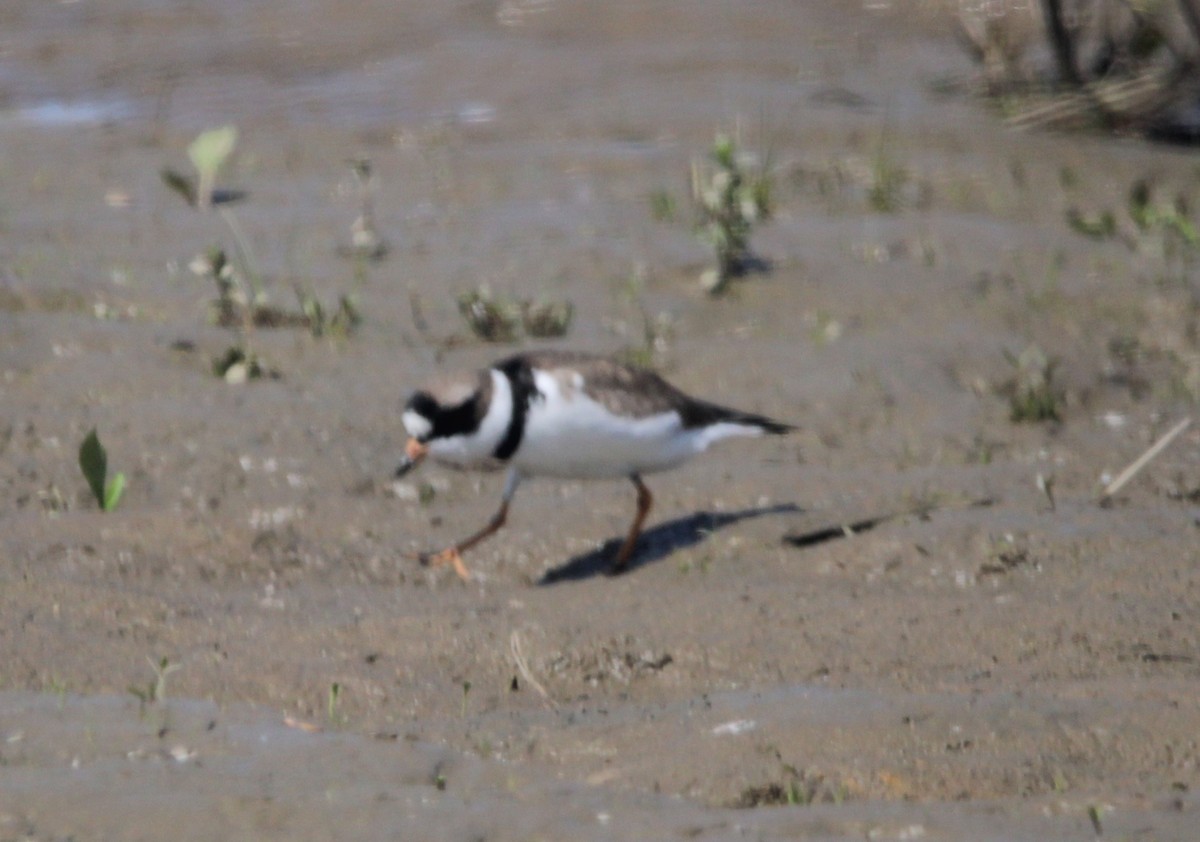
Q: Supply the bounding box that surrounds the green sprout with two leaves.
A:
[79,428,125,512]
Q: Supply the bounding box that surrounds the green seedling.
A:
[295,285,362,339]
[649,189,677,222]
[458,286,522,342]
[1065,207,1117,240]
[613,269,673,369]
[461,680,472,718]
[457,285,574,342]
[417,481,437,505]
[328,682,343,724]
[521,297,573,338]
[161,125,245,211]
[1006,344,1061,423]
[165,126,267,309]
[129,655,180,713]
[691,132,771,294]
[79,429,125,512]
[188,125,238,211]
[149,655,180,701]
[1129,180,1199,280]
[47,676,69,709]
[867,132,909,214]
[198,248,251,328]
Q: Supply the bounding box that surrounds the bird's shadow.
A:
[536,502,801,585]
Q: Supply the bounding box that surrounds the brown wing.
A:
[517,351,793,432]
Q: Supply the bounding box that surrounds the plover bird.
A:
[396,350,792,579]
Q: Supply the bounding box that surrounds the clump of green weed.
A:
[734,765,850,807]
[648,189,677,222]
[691,132,771,294]
[457,284,574,342]
[165,127,366,381]
[79,429,125,512]
[1064,207,1117,240]
[294,285,362,339]
[521,297,573,338]
[458,286,522,342]
[867,131,910,214]
[1128,179,1198,282]
[1006,344,1061,423]
[612,268,674,369]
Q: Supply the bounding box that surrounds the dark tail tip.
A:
[730,409,794,435]
[757,417,795,435]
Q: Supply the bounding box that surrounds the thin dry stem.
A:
[510,630,555,709]
[1099,417,1192,506]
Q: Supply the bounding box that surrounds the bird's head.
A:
[395,370,491,477]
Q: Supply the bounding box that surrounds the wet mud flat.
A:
[2,0,1200,839]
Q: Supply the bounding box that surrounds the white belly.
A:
[516,407,693,477]
[511,370,759,479]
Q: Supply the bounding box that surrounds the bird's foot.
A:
[412,547,472,581]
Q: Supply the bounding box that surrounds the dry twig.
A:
[510,629,555,709]
[1099,417,1192,506]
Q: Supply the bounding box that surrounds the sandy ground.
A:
[2,0,1200,838]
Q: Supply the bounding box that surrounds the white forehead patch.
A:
[402,409,433,440]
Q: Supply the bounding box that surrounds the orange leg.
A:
[611,474,652,574]
[414,468,521,581]
[418,501,509,581]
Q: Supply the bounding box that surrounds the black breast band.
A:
[493,356,538,461]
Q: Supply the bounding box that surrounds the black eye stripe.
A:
[408,392,439,419]
[406,391,480,441]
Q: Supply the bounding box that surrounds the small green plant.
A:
[1128,180,1199,282]
[193,248,263,329]
[188,125,238,211]
[164,126,263,298]
[867,132,909,214]
[294,285,362,339]
[128,656,181,713]
[79,429,125,512]
[1006,344,1061,423]
[47,676,69,708]
[417,481,437,505]
[457,286,522,342]
[691,132,771,294]
[328,682,343,724]
[457,285,574,342]
[613,268,673,369]
[461,680,472,718]
[1064,207,1117,240]
[648,189,677,222]
[166,128,364,380]
[520,297,573,338]
[734,768,844,808]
